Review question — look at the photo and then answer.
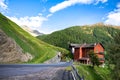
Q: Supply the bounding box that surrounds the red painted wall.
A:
[74,47,83,60]
[94,43,104,62]
[82,48,91,58]
[74,43,105,62]
[97,54,104,58]
[94,44,104,53]
[74,48,80,60]
[79,47,83,58]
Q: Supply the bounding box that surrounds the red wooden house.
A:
[69,43,105,64]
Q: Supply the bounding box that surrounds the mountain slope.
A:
[37,23,120,50]
[0,29,33,63]
[21,25,43,36]
[0,13,68,63]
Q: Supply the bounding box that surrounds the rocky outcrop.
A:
[0,29,33,63]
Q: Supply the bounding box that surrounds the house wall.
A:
[73,43,105,63]
[82,48,86,57]
[94,44,104,53]
[97,54,104,58]
[83,48,94,58]
[94,43,104,63]
[74,48,80,60]
[80,47,83,58]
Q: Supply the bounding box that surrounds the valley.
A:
[0,13,119,80]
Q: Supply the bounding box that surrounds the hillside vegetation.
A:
[37,23,120,50]
[76,64,111,80]
[107,32,120,80]
[0,13,68,63]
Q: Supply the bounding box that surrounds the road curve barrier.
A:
[71,65,84,80]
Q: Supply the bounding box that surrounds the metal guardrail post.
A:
[71,65,84,80]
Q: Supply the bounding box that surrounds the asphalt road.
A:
[0,61,73,80]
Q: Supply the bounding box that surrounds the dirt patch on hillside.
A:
[0,29,33,63]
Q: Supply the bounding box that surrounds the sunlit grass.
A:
[76,64,111,80]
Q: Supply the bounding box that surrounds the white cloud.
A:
[49,0,108,13]
[7,14,47,30]
[46,14,53,18]
[0,0,7,10]
[105,3,120,26]
[95,0,107,4]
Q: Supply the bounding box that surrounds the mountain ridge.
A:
[37,23,120,50]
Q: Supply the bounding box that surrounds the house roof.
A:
[69,43,83,48]
[69,43,104,48]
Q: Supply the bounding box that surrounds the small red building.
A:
[69,43,105,64]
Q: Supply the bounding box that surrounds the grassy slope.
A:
[38,23,120,50]
[76,64,111,80]
[0,13,69,63]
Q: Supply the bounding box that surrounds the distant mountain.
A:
[33,30,43,35]
[0,13,68,63]
[37,23,120,50]
[21,25,43,37]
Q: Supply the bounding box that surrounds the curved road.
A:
[0,61,73,80]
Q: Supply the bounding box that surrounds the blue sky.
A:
[0,0,120,34]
